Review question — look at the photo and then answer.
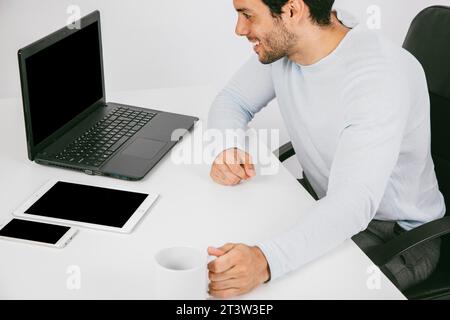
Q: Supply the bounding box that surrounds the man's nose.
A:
[235,18,249,36]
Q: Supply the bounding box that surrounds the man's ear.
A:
[283,0,307,22]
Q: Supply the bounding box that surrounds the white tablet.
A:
[13,179,158,233]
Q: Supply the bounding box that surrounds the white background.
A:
[1,0,449,175]
[1,0,449,99]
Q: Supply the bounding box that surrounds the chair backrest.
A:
[403,6,450,271]
[403,6,450,215]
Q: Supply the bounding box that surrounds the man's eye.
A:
[243,13,251,20]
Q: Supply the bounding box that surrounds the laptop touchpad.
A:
[121,138,167,160]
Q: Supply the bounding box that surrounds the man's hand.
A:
[207,243,270,298]
[210,148,256,186]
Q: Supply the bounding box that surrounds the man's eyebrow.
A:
[236,8,252,13]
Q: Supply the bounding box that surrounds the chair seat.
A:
[405,268,450,300]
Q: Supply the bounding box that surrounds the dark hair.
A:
[262,0,335,26]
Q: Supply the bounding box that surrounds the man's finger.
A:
[211,165,240,185]
[207,249,240,273]
[208,243,235,257]
[208,266,239,282]
[227,162,249,180]
[217,164,241,184]
[221,148,239,165]
[209,278,242,291]
[243,162,255,177]
[217,243,235,253]
[209,288,242,299]
[240,152,256,177]
[222,170,241,185]
[222,149,248,179]
[208,246,226,257]
[211,170,230,186]
[210,167,225,181]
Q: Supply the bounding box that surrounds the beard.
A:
[257,19,297,64]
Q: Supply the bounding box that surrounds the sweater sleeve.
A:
[207,56,276,160]
[257,68,412,280]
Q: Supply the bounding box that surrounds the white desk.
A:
[0,86,405,299]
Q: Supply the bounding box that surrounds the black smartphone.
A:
[0,218,78,248]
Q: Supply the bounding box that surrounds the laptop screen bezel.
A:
[17,10,106,161]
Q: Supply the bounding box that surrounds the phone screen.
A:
[0,219,70,244]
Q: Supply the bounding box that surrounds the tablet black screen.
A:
[24,182,149,228]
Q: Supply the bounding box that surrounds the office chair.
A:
[274,6,450,300]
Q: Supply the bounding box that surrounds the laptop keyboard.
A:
[52,107,157,167]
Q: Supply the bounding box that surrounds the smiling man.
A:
[206,0,445,298]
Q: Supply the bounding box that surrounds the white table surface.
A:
[0,86,405,299]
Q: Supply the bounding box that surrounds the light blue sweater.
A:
[207,23,445,281]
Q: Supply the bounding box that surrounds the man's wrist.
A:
[252,246,271,283]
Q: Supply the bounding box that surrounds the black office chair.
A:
[274,6,450,300]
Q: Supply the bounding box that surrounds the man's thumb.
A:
[243,162,255,177]
[207,246,226,257]
[238,151,255,177]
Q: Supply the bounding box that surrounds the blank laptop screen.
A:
[25,21,103,146]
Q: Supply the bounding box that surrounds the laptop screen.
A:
[24,21,103,147]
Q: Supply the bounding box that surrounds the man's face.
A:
[233,0,296,64]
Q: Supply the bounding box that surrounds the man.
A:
[206,0,446,298]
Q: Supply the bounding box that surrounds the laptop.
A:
[17,10,198,181]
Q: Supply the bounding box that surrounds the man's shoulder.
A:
[344,26,421,72]
[339,28,424,90]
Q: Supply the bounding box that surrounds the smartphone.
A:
[0,218,78,248]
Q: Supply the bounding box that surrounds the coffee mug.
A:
[154,246,209,300]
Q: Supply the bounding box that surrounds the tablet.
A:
[13,179,158,233]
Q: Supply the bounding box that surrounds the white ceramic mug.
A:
[154,246,209,300]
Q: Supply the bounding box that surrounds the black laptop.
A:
[18,11,198,181]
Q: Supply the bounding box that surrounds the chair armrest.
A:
[274,141,295,162]
[366,216,450,267]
